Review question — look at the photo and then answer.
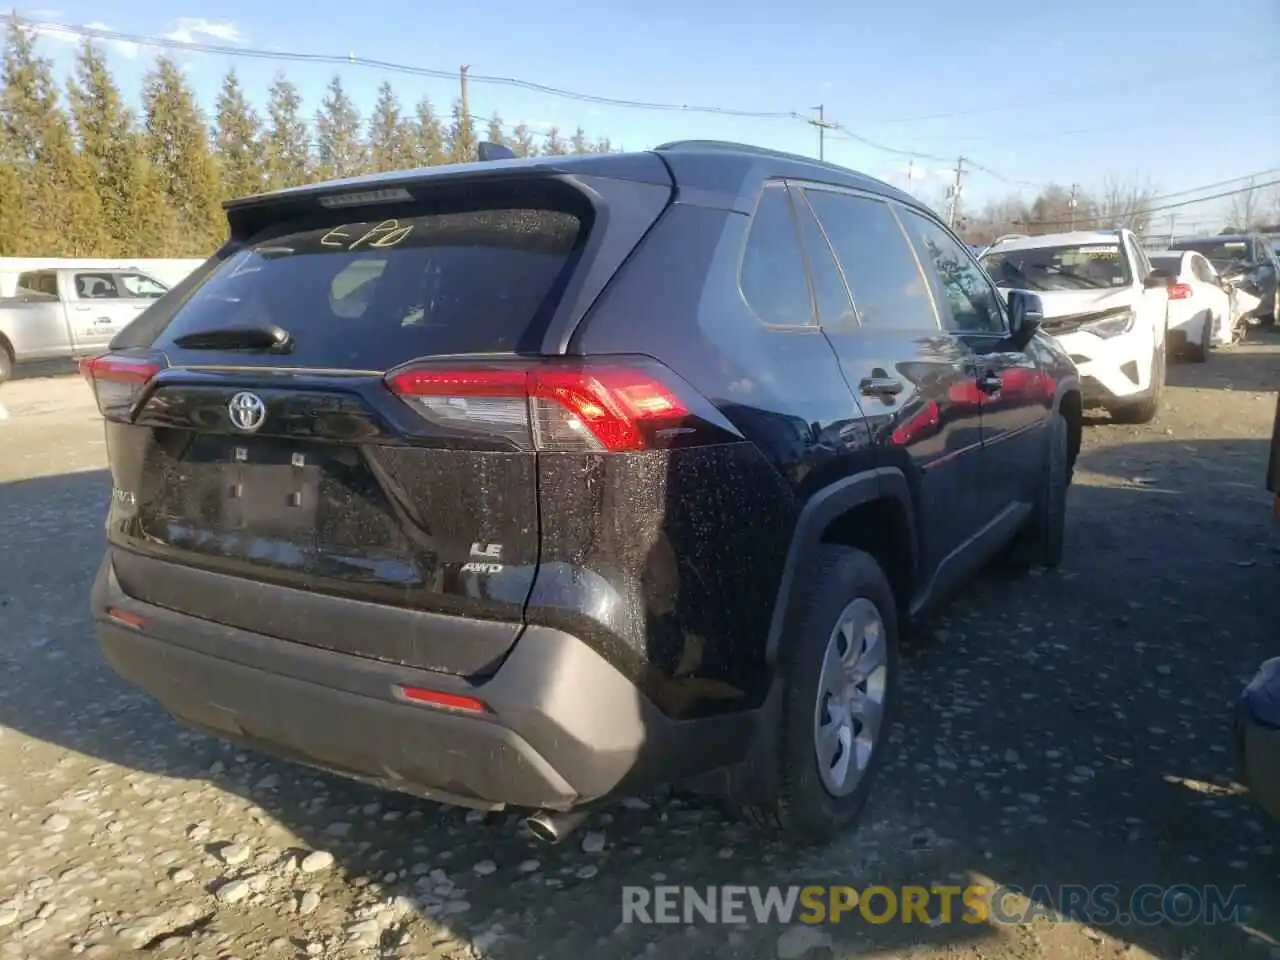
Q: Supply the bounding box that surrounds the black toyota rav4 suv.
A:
[87,141,1082,844]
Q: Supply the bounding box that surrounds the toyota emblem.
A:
[228,392,267,432]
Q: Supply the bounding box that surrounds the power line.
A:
[27,17,1056,185]
[1144,169,1280,202]
[25,19,804,121]
[1032,178,1280,230]
[856,56,1280,128]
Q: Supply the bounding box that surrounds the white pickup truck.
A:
[0,267,168,383]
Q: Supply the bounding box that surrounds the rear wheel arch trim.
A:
[765,467,918,668]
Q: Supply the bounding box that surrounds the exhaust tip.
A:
[524,809,589,844]
[525,815,558,844]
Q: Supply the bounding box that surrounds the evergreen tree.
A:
[142,56,224,255]
[592,137,613,154]
[214,68,264,200]
[127,135,182,255]
[0,159,24,255]
[368,82,417,173]
[485,113,506,146]
[315,75,366,179]
[542,126,568,156]
[68,40,137,256]
[570,126,589,155]
[263,74,311,189]
[1,17,106,255]
[63,37,176,256]
[413,98,447,165]
[447,99,475,163]
[510,124,537,158]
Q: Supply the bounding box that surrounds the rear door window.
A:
[739,183,815,327]
[74,273,123,299]
[155,206,584,370]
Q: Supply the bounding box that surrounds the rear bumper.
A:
[1237,714,1280,821]
[91,554,755,811]
[1236,659,1280,820]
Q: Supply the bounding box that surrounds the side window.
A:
[790,192,857,328]
[803,189,939,331]
[739,184,815,327]
[898,210,1005,335]
[15,272,43,298]
[1192,256,1213,283]
[116,273,167,299]
[74,273,121,299]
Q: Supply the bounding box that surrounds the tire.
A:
[1188,315,1210,363]
[0,341,12,385]
[1001,411,1069,571]
[1109,345,1164,425]
[742,546,899,845]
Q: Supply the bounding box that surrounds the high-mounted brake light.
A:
[80,354,164,420]
[1167,282,1193,300]
[387,364,695,452]
[318,187,412,209]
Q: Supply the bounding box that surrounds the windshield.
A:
[1169,239,1251,268]
[980,243,1133,291]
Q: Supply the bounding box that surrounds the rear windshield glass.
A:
[1148,254,1182,273]
[1169,239,1251,267]
[155,206,583,370]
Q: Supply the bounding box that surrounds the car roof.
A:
[1173,233,1254,244]
[984,230,1127,253]
[224,140,929,220]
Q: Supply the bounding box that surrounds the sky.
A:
[15,0,1280,232]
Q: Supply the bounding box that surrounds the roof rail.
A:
[653,139,855,174]
[476,141,516,162]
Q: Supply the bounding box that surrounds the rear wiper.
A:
[173,324,294,353]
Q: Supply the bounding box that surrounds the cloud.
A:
[161,18,244,45]
[885,161,952,186]
[30,20,139,59]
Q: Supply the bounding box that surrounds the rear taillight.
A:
[1167,283,1193,300]
[386,362,704,452]
[80,354,163,420]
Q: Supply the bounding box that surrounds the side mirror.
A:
[1006,289,1043,348]
[1143,268,1173,290]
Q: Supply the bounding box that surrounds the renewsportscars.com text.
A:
[621,883,1248,927]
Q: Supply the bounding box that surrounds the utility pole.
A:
[1068,183,1080,230]
[809,105,836,161]
[1167,213,1176,246]
[459,64,471,159]
[947,156,966,230]
[905,159,916,195]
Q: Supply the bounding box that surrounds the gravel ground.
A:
[0,335,1277,960]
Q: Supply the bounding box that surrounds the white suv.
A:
[980,230,1169,423]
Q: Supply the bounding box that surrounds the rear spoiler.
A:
[477,142,515,162]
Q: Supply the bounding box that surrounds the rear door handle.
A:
[976,374,1003,395]
[859,377,904,398]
